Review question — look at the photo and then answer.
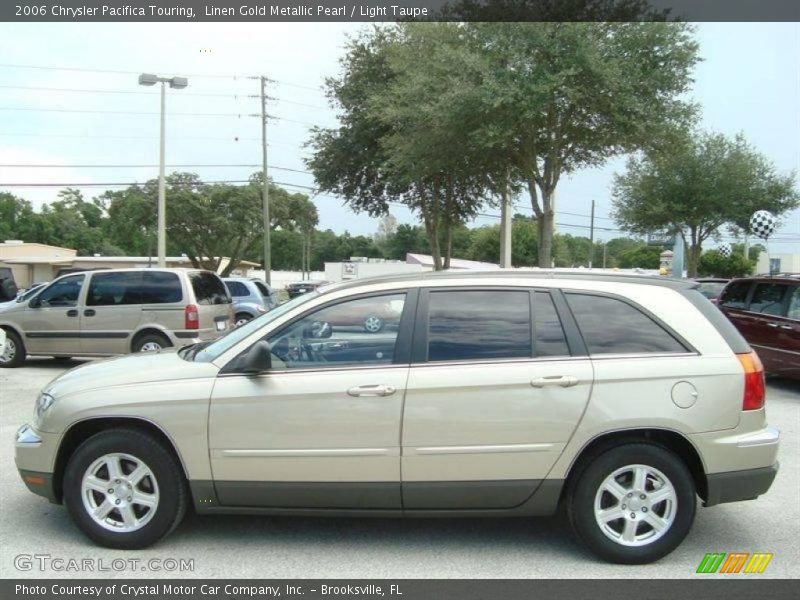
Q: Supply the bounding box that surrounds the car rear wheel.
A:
[0,329,25,368]
[363,315,384,333]
[63,428,187,549]
[566,443,696,564]
[235,313,253,327]
[132,333,170,353]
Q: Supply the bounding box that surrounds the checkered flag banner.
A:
[717,243,732,258]
[750,210,777,240]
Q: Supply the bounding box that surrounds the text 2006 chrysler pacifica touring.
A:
[15,271,779,564]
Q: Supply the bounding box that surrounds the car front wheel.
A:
[0,329,25,368]
[566,443,696,564]
[63,428,187,549]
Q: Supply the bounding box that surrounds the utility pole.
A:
[260,76,271,285]
[603,243,608,269]
[499,171,512,268]
[588,199,595,269]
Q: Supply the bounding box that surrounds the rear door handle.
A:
[347,384,396,397]
[84,309,96,317]
[531,375,579,388]
[66,309,78,317]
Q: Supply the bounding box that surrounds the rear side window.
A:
[135,272,183,304]
[533,292,570,357]
[87,272,142,306]
[719,281,752,309]
[225,281,250,297]
[566,293,687,355]
[748,283,789,316]
[253,281,270,297]
[427,290,531,362]
[190,272,231,305]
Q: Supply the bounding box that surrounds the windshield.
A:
[191,291,320,363]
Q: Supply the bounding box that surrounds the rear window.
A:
[190,272,231,305]
[566,293,687,355]
[749,283,789,316]
[87,272,142,306]
[533,291,570,357]
[225,281,250,297]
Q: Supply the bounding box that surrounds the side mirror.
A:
[241,341,272,373]
[28,296,41,308]
[303,320,332,339]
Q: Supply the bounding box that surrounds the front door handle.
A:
[84,309,96,317]
[531,375,579,388]
[347,384,396,397]
[66,309,78,317]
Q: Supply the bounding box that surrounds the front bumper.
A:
[15,424,60,503]
[705,463,779,507]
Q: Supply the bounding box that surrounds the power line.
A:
[0,163,312,174]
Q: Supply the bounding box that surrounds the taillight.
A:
[185,304,199,330]
[737,351,765,411]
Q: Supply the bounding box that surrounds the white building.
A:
[757,252,800,275]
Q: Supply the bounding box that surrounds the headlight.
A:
[35,392,56,421]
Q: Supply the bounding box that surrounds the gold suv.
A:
[15,271,779,563]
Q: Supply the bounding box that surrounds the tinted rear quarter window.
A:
[427,290,531,362]
[719,281,752,309]
[190,272,231,305]
[566,293,687,355]
[748,283,789,316]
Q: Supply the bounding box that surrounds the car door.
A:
[744,282,795,376]
[208,289,415,509]
[80,271,144,355]
[23,274,86,355]
[401,288,593,510]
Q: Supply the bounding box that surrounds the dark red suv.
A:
[718,274,800,379]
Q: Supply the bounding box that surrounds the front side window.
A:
[566,293,687,355]
[266,293,406,369]
[36,275,85,308]
[427,290,531,362]
[87,272,140,306]
[748,283,789,316]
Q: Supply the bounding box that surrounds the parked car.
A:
[223,277,279,327]
[15,271,777,564]
[286,279,328,299]
[321,295,403,333]
[0,268,233,367]
[694,278,730,304]
[717,273,799,379]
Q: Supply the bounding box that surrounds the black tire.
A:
[0,328,26,368]
[566,443,696,564]
[362,314,384,333]
[132,332,171,353]
[63,428,187,549]
[235,313,253,327]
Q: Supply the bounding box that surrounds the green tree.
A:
[612,131,799,277]
[698,249,754,278]
[459,21,700,267]
[617,245,662,269]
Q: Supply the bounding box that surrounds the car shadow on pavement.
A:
[766,376,800,395]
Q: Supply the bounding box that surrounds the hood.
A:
[46,350,220,399]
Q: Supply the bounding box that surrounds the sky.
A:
[0,22,798,253]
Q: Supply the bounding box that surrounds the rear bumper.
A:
[705,463,779,507]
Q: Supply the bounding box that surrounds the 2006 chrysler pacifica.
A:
[15,271,779,564]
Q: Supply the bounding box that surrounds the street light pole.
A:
[260,75,271,285]
[138,73,188,268]
[157,81,167,267]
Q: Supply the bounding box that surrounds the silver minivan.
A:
[0,268,233,367]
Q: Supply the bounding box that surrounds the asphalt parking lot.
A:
[1,358,798,579]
